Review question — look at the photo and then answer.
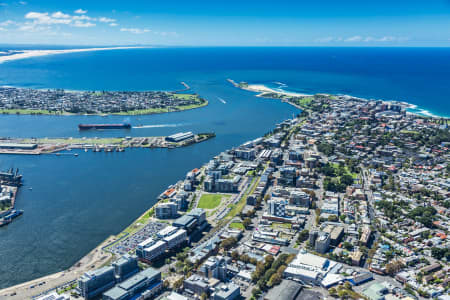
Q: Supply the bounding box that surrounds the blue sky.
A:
[0,0,449,46]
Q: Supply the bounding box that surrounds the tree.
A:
[328,215,338,222]
[163,280,170,289]
[243,218,252,229]
[340,174,354,186]
[220,237,237,251]
[297,229,309,243]
[267,272,282,288]
[231,250,239,261]
[431,247,450,260]
[385,260,404,275]
[173,277,184,291]
[201,292,208,300]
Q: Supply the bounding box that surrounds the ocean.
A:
[0,46,449,288]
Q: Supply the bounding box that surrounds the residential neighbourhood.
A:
[0,86,206,115]
[24,94,450,299]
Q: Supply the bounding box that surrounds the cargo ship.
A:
[78,123,132,130]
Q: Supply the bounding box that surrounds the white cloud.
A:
[0,20,15,26]
[72,15,93,21]
[0,27,6,31]
[99,17,116,23]
[72,20,95,28]
[109,23,118,27]
[18,23,51,32]
[25,12,71,25]
[315,36,335,43]
[345,35,362,42]
[19,1,27,5]
[51,11,71,19]
[316,35,408,43]
[120,27,150,34]
[74,9,87,14]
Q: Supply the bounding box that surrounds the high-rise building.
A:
[315,232,331,254]
[102,268,162,300]
[155,202,178,219]
[78,266,116,299]
[112,254,139,282]
[268,197,287,217]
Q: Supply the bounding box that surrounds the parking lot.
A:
[109,221,167,255]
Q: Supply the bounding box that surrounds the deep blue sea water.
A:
[0,47,449,288]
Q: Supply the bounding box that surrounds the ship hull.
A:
[78,124,131,130]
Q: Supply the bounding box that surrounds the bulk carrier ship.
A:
[78,123,132,130]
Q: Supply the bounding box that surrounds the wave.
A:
[217,97,227,104]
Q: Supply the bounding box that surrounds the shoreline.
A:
[0,46,147,64]
[227,78,449,119]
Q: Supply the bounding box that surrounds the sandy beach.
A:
[0,46,146,64]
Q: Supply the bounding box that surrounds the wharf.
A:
[0,133,215,155]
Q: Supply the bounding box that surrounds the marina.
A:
[0,168,23,227]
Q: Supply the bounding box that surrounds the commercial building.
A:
[36,292,69,300]
[155,202,178,219]
[252,231,289,246]
[163,228,187,249]
[323,225,345,246]
[199,256,229,281]
[135,238,167,263]
[268,197,287,217]
[0,143,37,150]
[78,266,116,299]
[284,252,337,286]
[183,275,220,296]
[212,283,240,300]
[289,190,311,207]
[172,215,197,232]
[102,268,162,300]
[112,254,139,282]
[160,292,189,300]
[315,232,331,254]
[187,208,206,225]
[264,280,303,300]
[278,167,297,186]
[165,132,194,143]
[234,148,256,160]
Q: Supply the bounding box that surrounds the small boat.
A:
[28,187,32,191]
[74,153,79,157]
[84,148,88,152]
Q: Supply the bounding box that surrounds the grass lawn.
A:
[22,137,124,145]
[271,222,292,229]
[229,222,245,230]
[198,193,230,209]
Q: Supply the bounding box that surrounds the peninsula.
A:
[0,85,208,116]
[0,46,146,64]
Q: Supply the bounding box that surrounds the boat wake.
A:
[217,97,227,104]
[133,123,189,129]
